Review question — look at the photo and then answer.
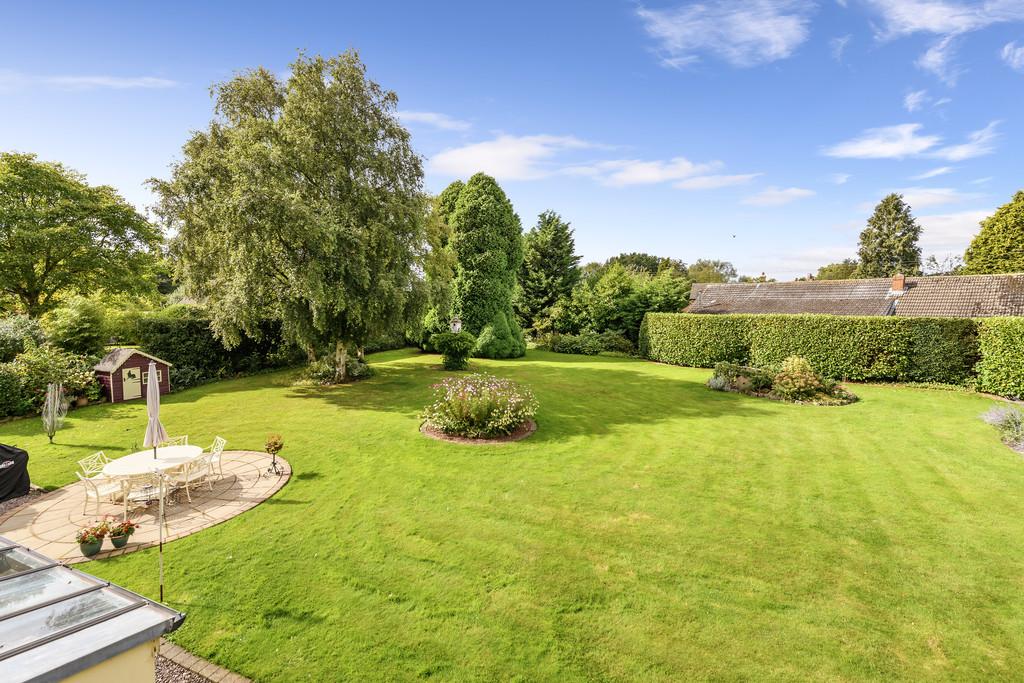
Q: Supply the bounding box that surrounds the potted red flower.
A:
[75,524,106,557]
[107,519,139,548]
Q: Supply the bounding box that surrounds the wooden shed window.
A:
[142,370,163,384]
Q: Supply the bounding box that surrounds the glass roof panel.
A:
[0,567,97,617]
[0,588,136,655]
[0,547,50,577]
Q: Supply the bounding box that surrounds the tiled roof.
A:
[685,274,1024,318]
[94,348,173,373]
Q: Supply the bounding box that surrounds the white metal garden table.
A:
[102,445,203,477]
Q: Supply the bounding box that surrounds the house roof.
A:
[685,274,1024,318]
[0,535,184,682]
[93,348,173,373]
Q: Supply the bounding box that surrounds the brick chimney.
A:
[891,273,906,293]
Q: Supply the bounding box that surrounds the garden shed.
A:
[94,348,172,403]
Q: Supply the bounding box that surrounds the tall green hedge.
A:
[640,312,993,388]
[639,313,752,367]
[976,318,1024,399]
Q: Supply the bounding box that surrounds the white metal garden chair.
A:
[207,436,227,477]
[168,453,214,502]
[76,471,122,516]
[77,451,110,477]
[160,435,189,447]
[121,473,172,524]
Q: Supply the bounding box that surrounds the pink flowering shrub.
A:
[422,373,538,438]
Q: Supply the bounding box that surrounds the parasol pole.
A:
[158,470,165,602]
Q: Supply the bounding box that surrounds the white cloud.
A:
[916,35,962,84]
[904,89,929,112]
[970,176,993,184]
[0,69,179,91]
[931,120,1000,160]
[397,111,471,131]
[865,1,1024,85]
[742,186,815,206]
[565,157,723,186]
[896,186,980,208]
[823,123,941,159]
[1002,41,1024,70]
[910,165,955,179]
[674,173,761,189]
[636,0,815,68]
[830,173,852,184]
[933,96,953,105]
[831,35,852,62]
[917,208,991,254]
[429,134,592,181]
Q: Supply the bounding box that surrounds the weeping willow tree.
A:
[151,51,426,382]
[41,382,67,443]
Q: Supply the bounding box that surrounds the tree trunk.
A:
[306,346,318,363]
[334,341,348,383]
[357,347,365,361]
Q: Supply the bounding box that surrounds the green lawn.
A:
[3,349,1023,681]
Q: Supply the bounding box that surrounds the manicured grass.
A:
[3,349,1023,680]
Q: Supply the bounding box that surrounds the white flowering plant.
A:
[422,373,538,438]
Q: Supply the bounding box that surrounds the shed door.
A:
[122,367,142,400]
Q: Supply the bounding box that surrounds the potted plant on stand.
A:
[265,434,284,476]
[75,524,106,557]
[107,519,139,548]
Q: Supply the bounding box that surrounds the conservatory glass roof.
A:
[0,535,184,682]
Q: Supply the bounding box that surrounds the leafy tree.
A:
[0,152,161,316]
[687,259,737,283]
[923,254,964,276]
[0,314,45,362]
[963,191,1024,274]
[448,173,525,358]
[421,182,463,346]
[816,259,859,280]
[854,194,922,278]
[42,296,107,357]
[737,273,776,283]
[606,252,661,274]
[516,210,581,334]
[151,51,425,382]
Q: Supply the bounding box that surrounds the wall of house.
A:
[63,639,157,683]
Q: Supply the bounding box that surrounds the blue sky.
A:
[2,1,1022,279]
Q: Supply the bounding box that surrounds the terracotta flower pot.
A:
[75,397,89,408]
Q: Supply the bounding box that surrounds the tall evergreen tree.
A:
[854,193,922,278]
[421,181,464,344]
[516,210,581,333]
[449,173,526,358]
[963,191,1024,274]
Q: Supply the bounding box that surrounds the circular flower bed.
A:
[421,373,538,440]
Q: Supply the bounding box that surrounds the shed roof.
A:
[685,274,1024,318]
[93,348,173,373]
[0,535,184,682]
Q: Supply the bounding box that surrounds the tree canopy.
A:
[855,194,922,278]
[0,152,161,316]
[963,191,1024,274]
[150,51,425,381]
[816,259,859,280]
[686,259,737,283]
[516,210,581,334]
[447,173,526,358]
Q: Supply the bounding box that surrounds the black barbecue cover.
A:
[0,444,30,503]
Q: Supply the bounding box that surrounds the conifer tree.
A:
[854,193,922,277]
[517,211,581,333]
[963,191,1024,274]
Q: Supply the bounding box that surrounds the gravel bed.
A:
[157,656,210,683]
[0,488,43,517]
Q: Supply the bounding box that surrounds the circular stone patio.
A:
[0,450,290,564]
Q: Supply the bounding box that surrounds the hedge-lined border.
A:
[640,312,1021,397]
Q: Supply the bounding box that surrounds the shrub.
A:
[474,311,526,359]
[976,318,1024,399]
[906,318,979,385]
[640,313,752,367]
[430,331,476,370]
[597,330,635,355]
[709,362,773,393]
[0,364,30,418]
[10,344,96,410]
[299,356,374,385]
[421,373,538,438]
[982,406,1024,447]
[42,296,107,357]
[0,314,45,363]
[771,356,825,401]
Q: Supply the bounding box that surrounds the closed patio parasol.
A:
[143,360,168,458]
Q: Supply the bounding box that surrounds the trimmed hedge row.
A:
[976,318,1024,399]
[640,312,1008,391]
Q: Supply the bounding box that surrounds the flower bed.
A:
[421,373,538,440]
[708,356,857,406]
